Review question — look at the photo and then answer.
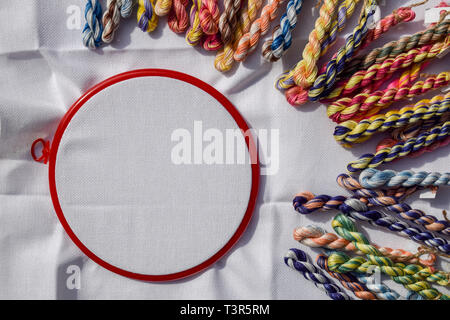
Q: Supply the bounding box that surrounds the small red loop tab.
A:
[31,138,51,164]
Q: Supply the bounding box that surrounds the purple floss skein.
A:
[284,248,352,300]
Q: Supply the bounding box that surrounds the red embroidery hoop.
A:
[32,69,260,281]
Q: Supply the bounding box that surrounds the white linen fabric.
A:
[0,0,448,299]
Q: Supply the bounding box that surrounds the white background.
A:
[0,0,448,299]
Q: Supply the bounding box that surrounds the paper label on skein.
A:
[424,7,450,24]
[367,5,381,30]
[419,189,437,199]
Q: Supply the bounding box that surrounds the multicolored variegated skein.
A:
[293,224,436,267]
[334,93,450,147]
[327,251,449,300]
[155,0,172,16]
[359,168,450,189]
[168,0,190,33]
[347,121,450,173]
[315,253,378,300]
[102,0,133,43]
[284,248,352,300]
[261,0,304,62]
[83,0,104,49]
[186,0,204,46]
[292,192,450,253]
[137,0,159,32]
[233,0,284,62]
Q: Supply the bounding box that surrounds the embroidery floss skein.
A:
[137,0,159,32]
[328,69,450,122]
[292,192,450,254]
[331,213,449,287]
[186,0,204,46]
[102,0,133,43]
[293,225,436,267]
[214,0,244,71]
[340,12,450,76]
[278,0,375,96]
[233,0,284,62]
[261,0,304,62]
[82,0,104,49]
[315,254,379,300]
[334,93,450,147]
[219,0,243,44]
[336,173,450,236]
[326,251,450,299]
[359,168,450,189]
[303,2,380,104]
[327,60,424,122]
[168,0,190,33]
[199,0,220,35]
[155,0,172,16]
[215,0,259,71]
[347,121,450,173]
[284,248,352,300]
[325,40,449,103]
[284,5,417,104]
[274,0,339,91]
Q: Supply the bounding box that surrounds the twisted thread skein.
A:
[215,0,261,72]
[340,13,450,76]
[336,173,450,236]
[168,0,190,33]
[315,254,378,299]
[284,248,352,300]
[102,0,133,43]
[138,0,159,32]
[309,3,430,102]
[327,251,449,300]
[278,0,373,96]
[155,0,172,16]
[359,4,417,50]
[214,0,244,71]
[360,168,450,189]
[347,121,450,173]
[282,0,376,104]
[286,7,415,105]
[318,0,361,57]
[331,213,449,287]
[328,68,450,122]
[199,0,223,50]
[261,0,304,62]
[327,60,423,122]
[302,2,379,105]
[233,0,284,62]
[325,40,448,102]
[199,0,220,35]
[292,192,450,254]
[219,0,243,44]
[275,0,339,91]
[293,225,435,267]
[337,171,418,198]
[229,0,264,57]
[334,93,450,147]
[82,0,103,49]
[186,0,204,45]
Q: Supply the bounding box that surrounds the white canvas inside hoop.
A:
[54,76,253,276]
